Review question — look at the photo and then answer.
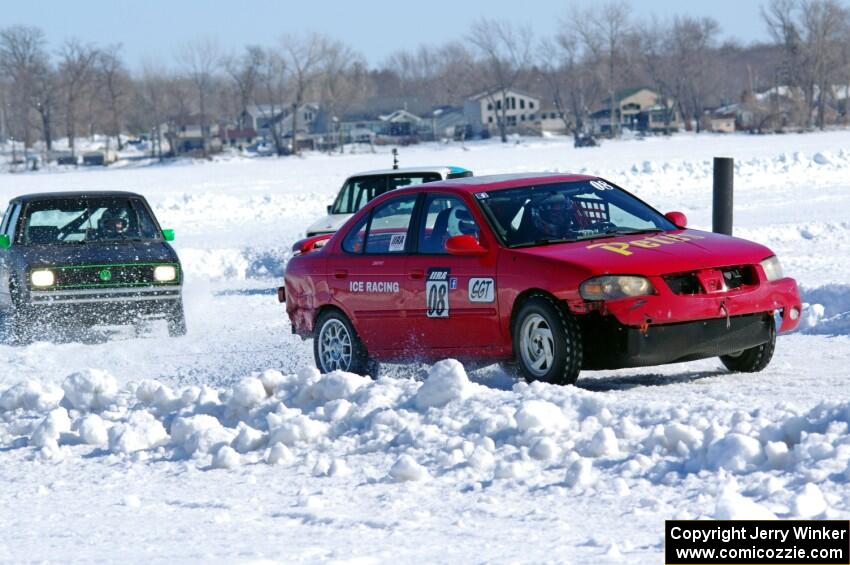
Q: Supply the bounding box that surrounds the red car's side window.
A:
[417,195,480,254]
[364,195,417,254]
[342,215,368,254]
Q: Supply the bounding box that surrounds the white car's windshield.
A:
[476,180,676,248]
[331,173,441,214]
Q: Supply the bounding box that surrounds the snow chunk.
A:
[234,423,266,453]
[308,371,371,403]
[230,377,268,410]
[565,457,594,488]
[813,151,832,165]
[664,423,702,451]
[793,483,827,518]
[211,446,241,469]
[171,414,236,456]
[707,434,764,472]
[267,412,328,446]
[530,437,560,461]
[515,400,567,433]
[715,490,777,520]
[765,441,790,469]
[0,381,64,413]
[389,454,429,482]
[586,427,619,458]
[266,443,293,465]
[30,408,72,449]
[135,380,179,411]
[108,411,168,454]
[77,414,108,446]
[62,369,118,412]
[414,359,470,409]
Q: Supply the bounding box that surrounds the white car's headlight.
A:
[153,265,177,282]
[31,269,55,287]
[580,275,654,300]
[760,256,783,282]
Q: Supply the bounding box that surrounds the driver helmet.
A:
[100,207,129,235]
[532,193,574,236]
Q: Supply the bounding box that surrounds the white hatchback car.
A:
[305,166,473,237]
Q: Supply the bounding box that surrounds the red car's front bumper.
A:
[572,276,802,334]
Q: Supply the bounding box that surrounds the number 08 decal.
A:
[426,268,450,318]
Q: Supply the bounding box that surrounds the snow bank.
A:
[1,360,849,519]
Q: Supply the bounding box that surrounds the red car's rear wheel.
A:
[313,309,378,377]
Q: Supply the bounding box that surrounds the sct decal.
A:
[426,268,450,318]
[587,232,704,256]
[469,278,495,303]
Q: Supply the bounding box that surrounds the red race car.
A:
[281,173,801,385]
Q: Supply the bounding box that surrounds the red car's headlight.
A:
[580,276,654,300]
[760,256,783,282]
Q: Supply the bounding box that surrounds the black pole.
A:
[713,157,734,235]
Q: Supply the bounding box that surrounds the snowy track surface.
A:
[1,132,850,563]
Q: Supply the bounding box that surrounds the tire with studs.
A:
[719,318,776,373]
[512,295,582,385]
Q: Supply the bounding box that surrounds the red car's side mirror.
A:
[445,235,487,256]
[665,211,687,228]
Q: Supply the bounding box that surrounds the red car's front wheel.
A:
[513,295,582,385]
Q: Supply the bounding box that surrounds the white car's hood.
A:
[305,213,353,236]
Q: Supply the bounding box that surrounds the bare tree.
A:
[224,45,264,129]
[0,26,50,150]
[257,48,290,156]
[96,44,130,149]
[178,37,221,156]
[668,16,721,132]
[573,2,632,137]
[135,65,170,160]
[539,30,603,140]
[319,40,368,149]
[280,33,327,155]
[467,19,533,142]
[58,39,99,156]
[764,0,850,129]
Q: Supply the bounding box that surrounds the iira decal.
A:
[349,281,400,293]
[586,233,704,256]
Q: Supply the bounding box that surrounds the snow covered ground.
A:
[1,132,850,563]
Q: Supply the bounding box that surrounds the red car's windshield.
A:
[475,180,676,248]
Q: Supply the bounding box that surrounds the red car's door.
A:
[327,194,417,352]
[402,193,501,351]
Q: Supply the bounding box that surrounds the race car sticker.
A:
[589,180,614,191]
[349,281,400,293]
[468,278,495,303]
[388,233,406,252]
[586,232,704,256]
[426,268,450,318]
[449,277,458,290]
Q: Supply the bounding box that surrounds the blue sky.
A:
[7,0,769,69]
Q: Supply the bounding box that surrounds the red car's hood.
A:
[513,229,774,276]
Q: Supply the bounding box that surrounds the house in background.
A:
[536,104,571,135]
[431,106,469,140]
[241,103,321,142]
[160,115,223,155]
[339,108,433,145]
[705,111,737,133]
[464,89,541,136]
[589,87,680,135]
